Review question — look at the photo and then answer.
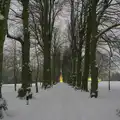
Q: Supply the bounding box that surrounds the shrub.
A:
[17,88,26,98]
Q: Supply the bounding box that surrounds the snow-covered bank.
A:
[2,81,120,120]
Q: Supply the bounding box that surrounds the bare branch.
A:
[96,23,120,39]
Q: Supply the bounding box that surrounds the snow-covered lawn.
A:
[2,82,120,120]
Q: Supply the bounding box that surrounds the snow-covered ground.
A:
[2,82,120,120]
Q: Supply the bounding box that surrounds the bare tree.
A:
[89,0,120,97]
[7,0,31,92]
[29,0,66,88]
[0,0,11,97]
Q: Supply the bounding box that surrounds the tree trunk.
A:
[56,51,61,83]
[108,56,111,90]
[0,0,11,97]
[21,42,30,89]
[21,0,31,89]
[35,68,39,93]
[82,5,92,91]
[0,19,4,97]
[43,38,51,88]
[13,41,17,91]
[0,44,3,97]
[76,47,82,88]
[71,0,77,87]
[90,0,99,96]
[35,41,39,93]
[42,0,51,88]
[52,53,56,84]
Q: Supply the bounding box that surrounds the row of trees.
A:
[0,0,67,97]
[62,0,120,97]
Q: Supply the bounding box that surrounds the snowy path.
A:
[2,82,120,120]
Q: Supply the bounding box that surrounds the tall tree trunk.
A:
[71,0,77,86]
[52,52,56,84]
[90,0,99,96]
[56,51,61,83]
[21,0,31,89]
[43,39,51,88]
[52,50,61,84]
[76,1,84,89]
[42,0,51,88]
[82,4,92,91]
[35,41,39,93]
[76,47,82,88]
[21,43,30,89]
[0,0,11,97]
[13,41,17,91]
[0,44,3,97]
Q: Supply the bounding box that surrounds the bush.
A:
[17,88,26,98]
[0,97,8,119]
[17,87,33,99]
